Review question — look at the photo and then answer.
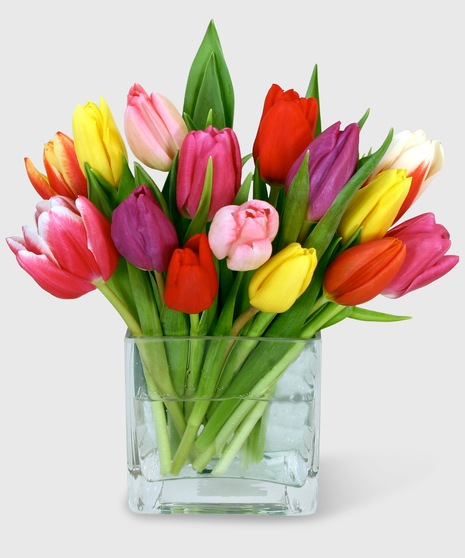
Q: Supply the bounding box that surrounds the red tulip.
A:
[253,84,318,186]
[323,238,406,306]
[164,233,218,314]
[6,196,119,299]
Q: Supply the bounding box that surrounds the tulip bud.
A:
[25,132,87,200]
[249,243,318,313]
[164,233,218,314]
[323,238,406,306]
[338,169,411,244]
[208,200,279,271]
[72,96,127,187]
[177,126,241,220]
[286,122,360,221]
[365,130,444,221]
[382,213,459,298]
[253,84,318,187]
[6,196,119,299]
[124,84,188,171]
[111,185,179,272]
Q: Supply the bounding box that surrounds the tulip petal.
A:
[38,207,101,281]
[52,132,88,197]
[227,238,272,271]
[14,250,96,299]
[24,158,57,199]
[76,196,119,281]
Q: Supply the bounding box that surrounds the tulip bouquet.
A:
[7,21,458,481]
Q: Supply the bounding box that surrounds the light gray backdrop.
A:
[1,1,463,556]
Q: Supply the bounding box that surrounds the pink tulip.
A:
[208,200,279,271]
[111,185,179,272]
[382,213,459,298]
[6,196,119,299]
[365,130,444,222]
[124,83,188,171]
[25,132,87,200]
[177,126,242,221]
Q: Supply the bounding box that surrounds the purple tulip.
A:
[285,122,360,222]
[176,126,242,221]
[111,185,178,272]
[382,213,459,298]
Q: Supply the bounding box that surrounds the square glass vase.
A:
[125,333,321,515]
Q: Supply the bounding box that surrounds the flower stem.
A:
[97,281,143,336]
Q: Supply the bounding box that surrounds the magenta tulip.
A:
[124,84,188,171]
[208,200,279,271]
[111,185,178,272]
[177,126,242,221]
[6,196,119,299]
[285,122,360,222]
[382,213,459,298]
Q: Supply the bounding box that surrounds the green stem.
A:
[268,186,280,208]
[154,271,165,303]
[212,397,272,476]
[297,219,313,245]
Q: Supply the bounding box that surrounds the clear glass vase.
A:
[125,332,321,515]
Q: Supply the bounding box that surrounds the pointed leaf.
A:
[117,154,136,203]
[183,20,234,129]
[305,64,321,137]
[358,108,370,130]
[84,163,117,222]
[349,307,412,322]
[233,172,253,206]
[192,53,226,130]
[183,156,213,242]
[278,152,310,250]
[183,112,198,132]
[304,128,393,258]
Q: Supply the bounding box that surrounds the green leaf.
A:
[305,64,321,137]
[84,163,118,222]
[349,307,412,322]
[161,153,185,244]
[183,20,234,129]
[126,263,162,336]
[117,154,136,203]
[334,227,362,258]
[253,159,268,201]
[183,157,213,243]
[304,128,393,258]
[183,112,198,132]
[233,172,253,206]
[358,108,370,130]
[278,152,310,250]
[134,162,171,219]
[241,153,253,167]
[192,53,225,130]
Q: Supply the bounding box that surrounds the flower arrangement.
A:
[7,20,458,485]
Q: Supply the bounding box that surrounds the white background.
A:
[1,1,464,556]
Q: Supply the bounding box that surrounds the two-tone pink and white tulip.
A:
[111,185,179,272]
[124,84,188,171]
[382,213,459,298]
[6,196,119,299]
[366,130,444,222]
[208,200,279,271]
[177,126,242,221]
[25,132,87,200]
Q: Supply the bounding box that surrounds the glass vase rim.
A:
[124,331,321,344]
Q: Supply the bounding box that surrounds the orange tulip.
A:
[25,132,87,200]
[323,238,406,306]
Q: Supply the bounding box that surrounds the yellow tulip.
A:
[72,96,127,187]
[249,243,318,313]
[338,169,411,244]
